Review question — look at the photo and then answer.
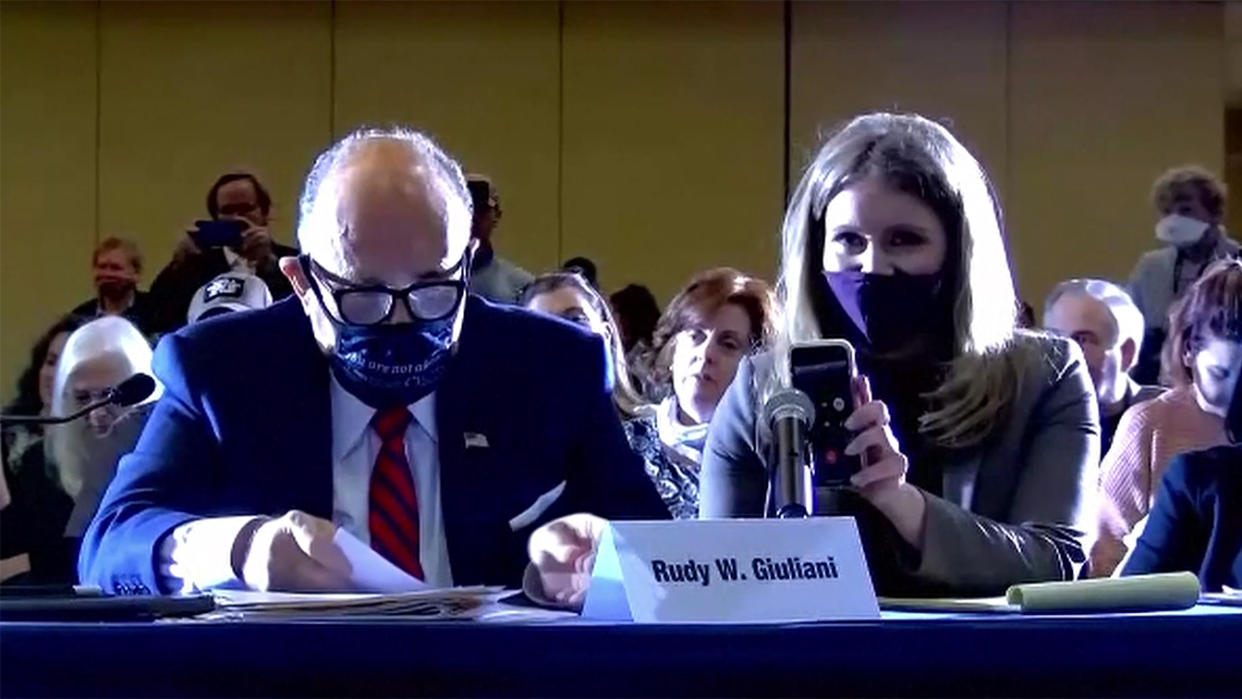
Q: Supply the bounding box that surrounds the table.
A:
[3,606,1240,697]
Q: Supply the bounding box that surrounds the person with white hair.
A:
[78,127,667,595]
[1043,278,1164,457]
[45,316,161,579]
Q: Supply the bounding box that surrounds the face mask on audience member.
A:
[94,249,138,300]
[819,174,954,359]
[1155,214,1211,248]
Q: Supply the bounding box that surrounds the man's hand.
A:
[239,510,353,592]
[238,224,275,264]
[527,513,607,609]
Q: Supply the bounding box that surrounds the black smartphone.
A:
[790,339,860,487]
[191,219,246,249]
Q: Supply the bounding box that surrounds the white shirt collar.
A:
[655,396,709,463]
[222,247,257,274]
[329,373,438,462]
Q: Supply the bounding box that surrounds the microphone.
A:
[0,373,156,427]
[762,388,816,519]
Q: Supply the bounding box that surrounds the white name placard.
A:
[581,518,879,623]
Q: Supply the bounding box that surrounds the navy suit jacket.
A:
[1123,445,1242,592]
[79,296,668,594]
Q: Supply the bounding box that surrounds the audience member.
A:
[1123,364,1242,591]
[466,175,533,303]
[78,127,667,595]
[69,237,157,336]
[45,317,160,573]
[696,113,1098,596]
[610,283,661,353]
[1043,279,1163,457]
[147,172,297,333]
[0,316,86,584]
[561,257,599,288]
[520,272,645,417]
[1128,166,1239,384]
[186,272,274,324]
[1092,259,1242,577]
[636,269,777,517]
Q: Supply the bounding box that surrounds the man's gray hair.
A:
[1044,278,1145,354]
[296,126,472,270]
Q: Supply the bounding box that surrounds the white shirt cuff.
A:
[161,516,262,595]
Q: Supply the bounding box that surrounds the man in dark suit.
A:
[79,128,667,595]
[147,172,298,334]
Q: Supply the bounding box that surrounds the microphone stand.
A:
[0,392,120,427]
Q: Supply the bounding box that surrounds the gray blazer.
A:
[700,332,1100,596]
[1128,238,1240,331]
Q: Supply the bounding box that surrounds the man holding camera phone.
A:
[147,172,298,333]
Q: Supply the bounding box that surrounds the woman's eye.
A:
[833,231,867,252]
[889,229,926,247]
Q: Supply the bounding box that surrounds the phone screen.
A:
[790,340,860,487]
[192,219,245,249]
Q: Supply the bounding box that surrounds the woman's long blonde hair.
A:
[47,316,161,497]
[768,112,1030,448]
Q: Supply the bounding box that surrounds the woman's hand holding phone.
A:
[843,375,928,548]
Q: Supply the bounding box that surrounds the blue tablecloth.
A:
[3,606,1240,697]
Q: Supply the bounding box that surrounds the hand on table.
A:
[527,513,607,609]
[239,510,353,592]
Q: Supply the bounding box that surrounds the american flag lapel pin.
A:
[464,432,490,449]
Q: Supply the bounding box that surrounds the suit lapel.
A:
[435,300,488,584]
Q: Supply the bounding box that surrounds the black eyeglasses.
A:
[300,253,469,326]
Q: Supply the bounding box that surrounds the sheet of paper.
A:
[878,596,1016,613]
[334,528,429,593]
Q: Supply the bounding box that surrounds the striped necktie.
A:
[368,406,424,579]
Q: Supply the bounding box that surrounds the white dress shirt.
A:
[328,376,452,587]
[162,375,453,592]
[221,246,257,274]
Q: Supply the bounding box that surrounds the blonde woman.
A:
[698,113,1099,596]
[524,113,1099,606]
[47,316,161,542]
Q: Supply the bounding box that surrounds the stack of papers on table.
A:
[208,586,510,620]
[880,572,1201,614]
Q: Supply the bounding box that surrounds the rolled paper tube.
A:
[1006,572,1200,613]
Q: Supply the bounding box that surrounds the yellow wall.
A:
[561,1,785,301]
[1007,2,1224,306]
[1,1,98,401]
[0,0,1228,398]
[333,0,562,275]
